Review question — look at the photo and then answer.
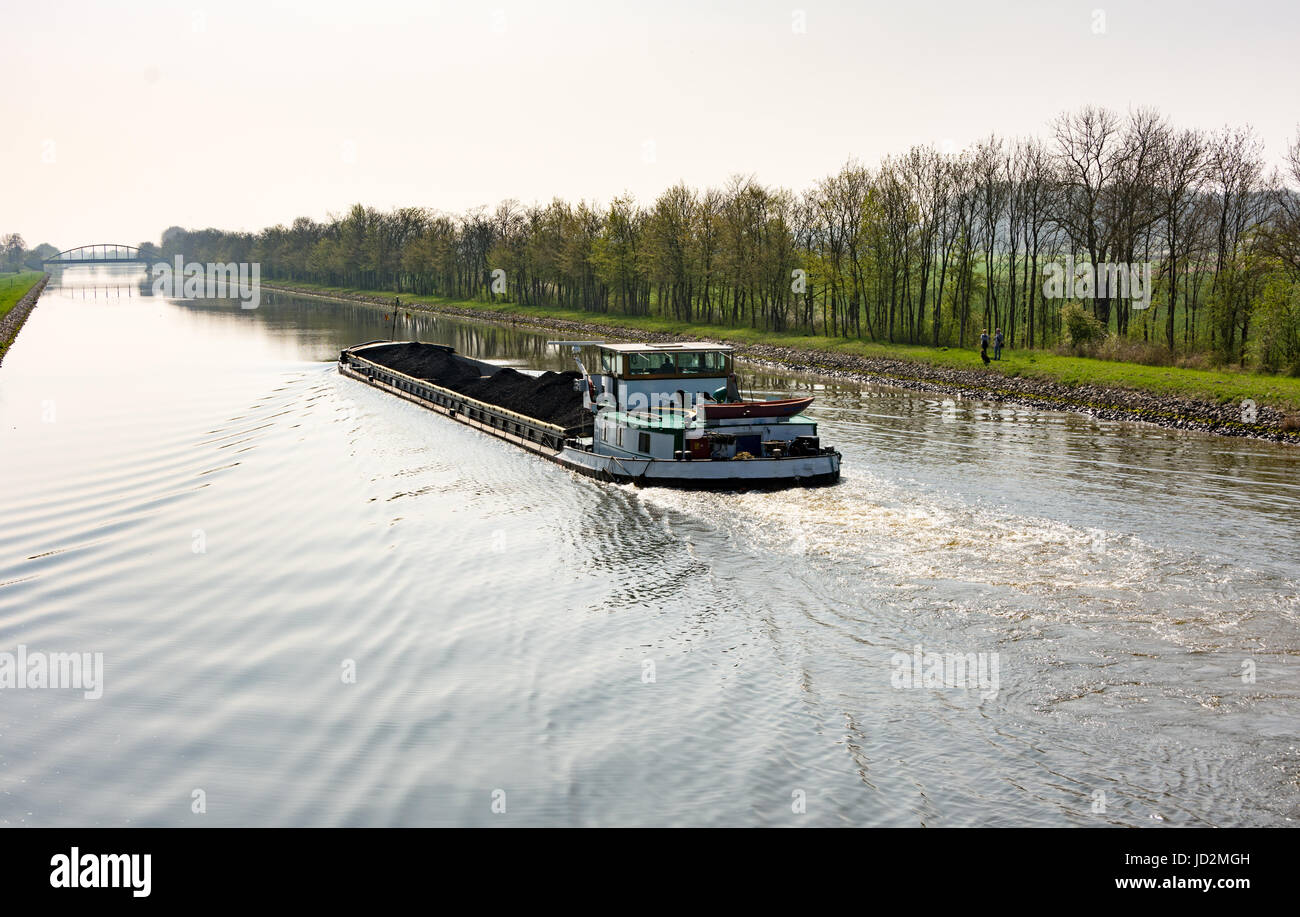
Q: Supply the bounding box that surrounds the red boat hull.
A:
[702,396,814,419]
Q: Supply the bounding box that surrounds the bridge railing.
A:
[45,244,149,265]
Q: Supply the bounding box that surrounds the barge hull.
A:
[557,445,840,489]
[571,464,841,490]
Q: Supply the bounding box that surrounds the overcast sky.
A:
[4,0,1297,250]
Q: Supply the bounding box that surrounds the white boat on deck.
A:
[339,339,841,490]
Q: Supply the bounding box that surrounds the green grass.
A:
[0,271,45,320]
[269,279,1300,413]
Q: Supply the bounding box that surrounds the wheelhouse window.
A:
[674,351,728,374]
[628,352,677,375]
[599,351,622,374]
[625,350,729,376]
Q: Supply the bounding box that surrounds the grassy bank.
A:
[0,271,49,364]
[267,279,1300,412]
[0,271,45,320]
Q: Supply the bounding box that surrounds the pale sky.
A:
[4,0,1297,249]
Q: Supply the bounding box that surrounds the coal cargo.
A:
[355,342,483,386]
[360,342,586,430]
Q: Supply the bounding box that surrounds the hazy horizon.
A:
[5,0,1298,249]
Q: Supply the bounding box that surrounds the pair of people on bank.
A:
[980,328,1004,364]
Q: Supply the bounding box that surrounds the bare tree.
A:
[1053,106,1125,326]
[1153,126,1208,350]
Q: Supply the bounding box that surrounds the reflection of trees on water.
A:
[67,282,872,403]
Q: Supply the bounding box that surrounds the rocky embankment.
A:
[268,283,1300,444]
[0,273,51,366]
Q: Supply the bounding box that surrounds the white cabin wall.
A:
[618,377,727,413]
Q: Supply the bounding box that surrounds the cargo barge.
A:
[339,339,841,489]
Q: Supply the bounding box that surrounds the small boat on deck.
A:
[338,339,841,490]
[698,397,815,419]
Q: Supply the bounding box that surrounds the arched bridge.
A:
[45,244,151,265]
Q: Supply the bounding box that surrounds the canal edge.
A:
[0,272,51,367]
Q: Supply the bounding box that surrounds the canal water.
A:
[1,267,1296,826]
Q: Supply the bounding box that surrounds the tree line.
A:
[0,236,57,273]
[156,106,1300,373]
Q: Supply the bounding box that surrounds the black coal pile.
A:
[362,343,586,429]
[361,342,482,386]
[457,368,586,429]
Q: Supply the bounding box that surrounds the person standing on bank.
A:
[994,328,1004,361]
[980,329,991,366]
